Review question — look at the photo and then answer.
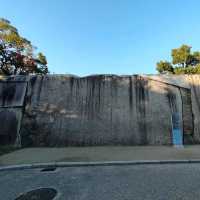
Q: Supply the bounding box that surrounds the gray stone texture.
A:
[0,74,199,146]
[0,76,28,146]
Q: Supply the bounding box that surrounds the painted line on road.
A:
[1,159,200,171]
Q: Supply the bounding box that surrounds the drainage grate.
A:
[41,167,57,172]
[15,188,57,200]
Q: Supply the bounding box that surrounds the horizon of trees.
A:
[0,18,48,75]
[156,44,200,74]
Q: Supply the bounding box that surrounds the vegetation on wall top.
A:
[156,44,200,74]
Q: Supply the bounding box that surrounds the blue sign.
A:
[172,113,183,146]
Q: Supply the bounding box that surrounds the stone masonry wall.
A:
[0,74,198,147]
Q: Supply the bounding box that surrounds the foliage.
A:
[171,45,191,67]
[156,44,200,74]
[156,61,173,74]
[174,64,200,74]
[0,18,48,75]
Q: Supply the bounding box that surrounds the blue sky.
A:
[1,0,200,76]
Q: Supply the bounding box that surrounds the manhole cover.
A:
[15,188,57,200]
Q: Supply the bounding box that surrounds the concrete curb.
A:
[1,159,200,171]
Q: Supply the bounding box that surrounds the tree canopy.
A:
[0,18,48,75]
[156,44,200,74]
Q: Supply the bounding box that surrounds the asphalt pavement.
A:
[1,163,200,200]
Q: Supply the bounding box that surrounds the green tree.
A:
[189,51,200,66]
[156,44,200,74]
[156,61,173,74]
[0,18,48,75]
[171,45,191,68]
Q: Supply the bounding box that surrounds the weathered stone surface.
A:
[1,74,199,147]
[0,81,27,107]
[184,75,200,143]
[0,108,23,145]
[20,75,184,146]
[0,76,28,146]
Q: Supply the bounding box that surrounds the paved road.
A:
[2,145,200,166]
[1,163,200,200]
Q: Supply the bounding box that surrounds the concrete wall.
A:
[0,74,198,147]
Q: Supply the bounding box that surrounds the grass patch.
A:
[0,145,20,156]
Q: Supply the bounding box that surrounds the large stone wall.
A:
[0,76,28,146]
[0,74,199,147]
